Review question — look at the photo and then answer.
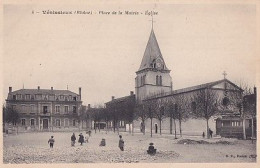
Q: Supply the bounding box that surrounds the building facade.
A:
[106,27,252,137]
[5,86,83,132]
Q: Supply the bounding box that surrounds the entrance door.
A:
[43,119,48,129]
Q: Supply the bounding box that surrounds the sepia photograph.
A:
[1,0,259,166]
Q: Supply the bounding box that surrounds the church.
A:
[106,26,248,137]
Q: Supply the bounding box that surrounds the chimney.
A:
[38,86,40,91]
[130,91,134,96]
[79,87,82,96]
[51,87,53,91]
[9,87,12,93]
[88,104,91,109]
[112,96,115,100]
[254,86,257,95]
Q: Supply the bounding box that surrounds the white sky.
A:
[2,3,257,106]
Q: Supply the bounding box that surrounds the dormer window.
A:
[25,94,31,100]
[73,97,77,101]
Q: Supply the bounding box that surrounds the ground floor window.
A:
[56,119,61,127]
[21,119,26,126]
[30,119,35,126]
[64,118,69,127]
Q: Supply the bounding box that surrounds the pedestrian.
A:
[118,135,124,151]
[78,133,84,145]
[88,130,92,137]
[209,128,213,138]
[202,132,205,138]
[48,136,55,148]
[71,133,76,146]
[147,143,156,155]
[85,132,90,143]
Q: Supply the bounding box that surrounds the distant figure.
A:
[85,132,90,143]
[71,133,76,146]
[99,138,106,146]
[202,132,205,138]
[78,133,84,145]
[147,143,156,155]
[48,136,55,148]
[88,130,92,137]
[118,135,124,151]
[209,128,213,138]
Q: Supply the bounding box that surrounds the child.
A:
[85,132,90,143]
[147,143,156,155]
[99,138,106,146]
[118,135,124,151]
[48,136,55,148]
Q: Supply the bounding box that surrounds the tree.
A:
[135,103,148,135]
[143,98,157,137]
[101,108,111,133]
[174,94,190,137]
[191,88,219,138]
[227,81,253,140]
[153,98,167,135]
[121,96,136,134]
[3,105,20,133]
[164,98,178,138]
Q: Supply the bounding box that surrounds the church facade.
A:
[108,28,245,137]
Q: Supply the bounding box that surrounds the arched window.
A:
[159,76,162,86]
[156,75,158,85]
[143,75,146,85]
[141,76,143,86]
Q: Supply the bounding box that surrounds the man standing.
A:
[48,136,55,148]
[71,133,76,146]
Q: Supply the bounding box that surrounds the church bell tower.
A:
[135,27,172,103]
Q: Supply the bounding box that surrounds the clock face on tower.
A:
[156,58,163,70]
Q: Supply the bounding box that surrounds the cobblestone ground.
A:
[3,131,257,163]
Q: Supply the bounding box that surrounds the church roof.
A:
[138,29,169,72]
[172,79,242,95]
[145,79,243,100]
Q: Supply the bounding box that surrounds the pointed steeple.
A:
[138,29,169,72]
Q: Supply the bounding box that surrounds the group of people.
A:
[48,133,157,155]
[71,131,91,146]
[202,128,214,138]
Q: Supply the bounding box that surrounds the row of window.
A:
[20,118,77,127]
[11,104,77,114]
[221,121,242,127]
[21,118,35,126]
[55,119,77,127]
[12,94,79,101]
[139,75,163,86]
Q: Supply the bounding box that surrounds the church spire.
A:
[137,26,169,72]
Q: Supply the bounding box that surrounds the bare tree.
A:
[164,98,178,138]
[174,94,190,137]
[153,98,167,135]
[191,88,219,138]
[227,81,254,139]
[143,98,158,137]
[3,104,20,134]
[134,103,148,135]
